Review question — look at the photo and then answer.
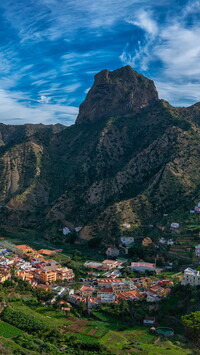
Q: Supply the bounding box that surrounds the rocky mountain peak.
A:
[76,66,159,124]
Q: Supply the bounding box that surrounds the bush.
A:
[2,307,47,333]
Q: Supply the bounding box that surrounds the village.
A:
[0,206,199,355]
[0,232,199,313]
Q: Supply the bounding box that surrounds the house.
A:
[102,260,118,270]
[121,223,131,229]
[68,294,86,305]
[170,223,180,229]
[84,261,103,269]
[79,286,95,297]
[57,267,74,281]
[38,249,56,256]
[63,227,71,236]
[40,270,57,284]
[0,249,7,254]
[120,236,134,246]
[195,245,200,257]
[106,247,119,257]
[16,270,34,283]
[0,270,10,283]
[142,237,152,246]
[74,226,82,233]
[159,238,174,246]
[194,207,200,213]
[181,268,200,286]
[143,317,156,327]
[130,262,155,272]
[16,245,35,255]
[98,292,116,303]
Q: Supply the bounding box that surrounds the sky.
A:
[0,0,200,125]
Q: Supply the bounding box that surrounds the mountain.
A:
[0,66,199,242]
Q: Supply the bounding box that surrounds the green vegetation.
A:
[0,321,24,338]
[2,307,47,333]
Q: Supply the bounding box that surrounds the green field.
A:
[10,302,72,328]
[0,321,24,338]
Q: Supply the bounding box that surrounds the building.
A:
[142,238,152,246]
[159,238,174,246]
[56,267,74,281]
[181,268,200,286]
[84,261,103,269]
[195,245,200,257]
[102,260,120,270]
[79,286,95,297]
[16,245,35,255]
[143,317,156,327]
[0,270,10,283]
[130,262,155,272]
[98,292,116,303]
[121,223,131,229]
[120,236,134,246]
[40,270,57,284]
[74,227,82,233]
[106,247,119,257]
[170,223,180,229]
[63,227,71,236]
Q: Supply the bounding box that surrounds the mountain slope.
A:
[0,66,199,241]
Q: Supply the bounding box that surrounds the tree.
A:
[182,311,200,344]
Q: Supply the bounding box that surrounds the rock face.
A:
[76,66,158,124]
[0,67,199,242]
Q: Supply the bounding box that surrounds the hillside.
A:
[0,66,199,242]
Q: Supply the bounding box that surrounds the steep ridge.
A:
[0,66,199,242]
[76,65,158,124]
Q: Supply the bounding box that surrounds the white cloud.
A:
[127,10,158,36]
[120,6,200,106]
[38,95,51,103]
[0,89,78,125]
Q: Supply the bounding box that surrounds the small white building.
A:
[63,227,71,236]
[170,223,180,229]
[74,226,82,233]
[120,236,134,246]
[195,245,200,257]
[181,268,200,286]
[159,238,174,246]
[143,317,156,326]
[106,247,119,257]
[121,223,131,229]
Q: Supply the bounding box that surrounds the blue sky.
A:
[0,0,200,125]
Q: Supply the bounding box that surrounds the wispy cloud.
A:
[0,89,78,124]
[120,3,200,105]
[0,0,199,125]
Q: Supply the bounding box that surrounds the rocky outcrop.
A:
[76,65,158,124]
[0,67,199,241]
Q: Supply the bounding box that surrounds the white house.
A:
[121,223,131,229]
[143,317,156,326]
[195,245,200,257]
[106,247,119,257]
[120,236,134,246]
[159,238,174,246]
[181,268,200,286]
[98,292,116,303]
[74,226,82,233]
[170,223,180,229]
[63,227,71,236]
